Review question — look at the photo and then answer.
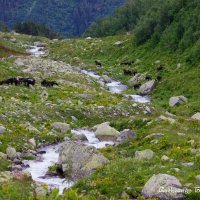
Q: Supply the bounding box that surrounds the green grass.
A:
[0,32,200,199]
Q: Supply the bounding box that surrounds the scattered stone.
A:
[138,80,156,96]
[135,149,154,160]
[142,174,183,200]
[114,41,123,46]
[195,175,200,181]
[128,73,146,86]
[52,122,71,133]
[0,126,5,134]
[161,155,169,161]
[71,116,78,121]
[0,96,3,102]
[95,122,120,141]
[26,124,41,134]
[159,115,176,124]
[116,129,136,144]
[172,168,180,172]
[6,147,17,160]
[145,133,164,139]
[169,96,188,107]
[29,138,36,149]
[191,112,200,121]
[182,162,194,167]
[57,141,109,180]
[13,158,22,165]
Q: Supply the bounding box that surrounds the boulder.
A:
[95,123,120,141]
[191,112,200,121]
[0,126,5,134]
[135,149,154,160]
[116,129,136,143]
[128,73,146,86]
[6,147,17,160]
[169,96,188,107]
[52,122,71,133]
[138,80,156,96]
[57,141,109,180]
[142,174,183,200]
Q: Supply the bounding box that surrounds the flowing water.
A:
[23,129,114,194]
[23,45,149,194]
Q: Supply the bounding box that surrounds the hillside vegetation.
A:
[0,0,124,36]
[86,0,200,61]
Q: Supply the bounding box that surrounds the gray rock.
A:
[116,129,136,143]
[161,155,169,161]
[57,141,109,180]
[195,175,200,181]
[138,80,156,96]
[6,147,17,160]
[169,96,188,107]
[11,165,22,171]
[52,122,71,133]
[142,174,183,200]
[135,149,154,160]
[191,112,200,121]
[101,75,112,83]
[0,126,5,134]
[182,162,194,167]
[128,73,146,86]
[28,138,36,148]
[159,115,176,124]
[0,96,3,102]
[95,122,120,141]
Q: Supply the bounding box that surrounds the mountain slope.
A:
[0,0,124,36]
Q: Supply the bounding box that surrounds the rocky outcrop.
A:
[57,141,109,180]
[142,174,183,200]
[52,122,71,133]
[138,80,156,96]
[135,149,154,160]
[94,122,120,141]
[169,96,188,107]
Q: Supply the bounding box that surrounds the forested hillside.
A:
[86,0,200,61]
[0,0,124,36]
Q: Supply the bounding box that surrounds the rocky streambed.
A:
[21,43,149,194]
